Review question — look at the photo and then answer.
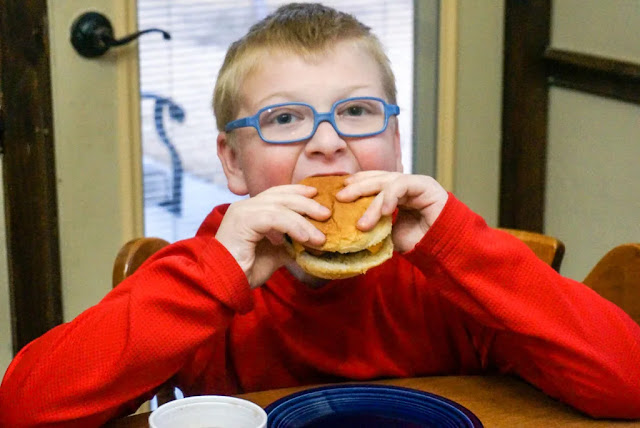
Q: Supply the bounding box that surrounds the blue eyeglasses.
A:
[224,96,400,144]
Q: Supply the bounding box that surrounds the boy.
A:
[1,3,639,426]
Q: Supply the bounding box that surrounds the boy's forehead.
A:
[236,43,385,111]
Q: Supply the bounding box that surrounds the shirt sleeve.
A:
[0,236,251,427]
[403,193,640,419]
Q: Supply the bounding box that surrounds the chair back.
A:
[112,237,170,287]
[112,237,174,406]
[583,243,640,325]
[499,228,565,272]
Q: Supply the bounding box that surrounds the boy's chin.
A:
[285,262,331,289]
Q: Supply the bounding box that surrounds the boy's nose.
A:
[304,121,347,158]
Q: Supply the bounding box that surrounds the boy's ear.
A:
[393,119,403,173]
[217,132,249,195]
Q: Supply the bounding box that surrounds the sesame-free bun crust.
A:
[287,175,393,279]
[300,175,392,253]
[294,235,393,279]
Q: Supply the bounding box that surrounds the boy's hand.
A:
[215,185,330,288]
[336,171,449,253]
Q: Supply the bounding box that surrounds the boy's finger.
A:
[343,170,385,184]
[258,192,331,220]
[337,172,394,201]
[281,195,332,220]
[357,192,385,231]
[263,184,319,196]
[255,209,326,246]
[381,175,432,214]
[265,230,285,246]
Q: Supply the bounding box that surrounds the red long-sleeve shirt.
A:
[1,195,639,426]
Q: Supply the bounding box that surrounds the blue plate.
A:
[265,384,483,427]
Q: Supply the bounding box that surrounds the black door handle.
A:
[70,11,170,58]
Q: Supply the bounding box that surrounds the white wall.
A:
[47,0,143,320]
[545,0,640,280]
[546,90,640,280]
[0,163,13,374]
[451,0,505,226]
[552,0,640,62]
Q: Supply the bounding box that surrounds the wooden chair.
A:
[113,231,566,284]
[583,243,640,326]
[112,237,170,287]
[499,228,565,272]
[112,237,174,406]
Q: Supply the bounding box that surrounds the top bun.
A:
[299,175,392,253]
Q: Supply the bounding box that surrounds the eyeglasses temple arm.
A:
[387,104,400,116]
[225,116,254,132]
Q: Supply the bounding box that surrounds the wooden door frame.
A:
[0,1,63,353]
[500,0,640,232]
[499,0,551,232]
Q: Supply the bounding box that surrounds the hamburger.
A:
[285,175,394,279]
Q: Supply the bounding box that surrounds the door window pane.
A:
[138,0,414,242]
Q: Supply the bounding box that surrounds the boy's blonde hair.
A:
[213,2,397,134]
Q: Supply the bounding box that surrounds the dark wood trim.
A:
[499,0,551,232]
[0,1,63,353]
[545,48,640,105]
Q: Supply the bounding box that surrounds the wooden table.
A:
[106,376,640,427]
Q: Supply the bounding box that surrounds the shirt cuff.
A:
[404,193,480,265]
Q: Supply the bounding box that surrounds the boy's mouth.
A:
[304,171,350,180]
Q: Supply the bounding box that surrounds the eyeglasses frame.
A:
[224,96,400,144]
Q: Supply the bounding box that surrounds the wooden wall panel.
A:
[500,1,640,234]
[0,0,62,353]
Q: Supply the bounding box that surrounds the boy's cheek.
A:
[353,144,400,172]
[248,154,302,192]
[248,169,293,193]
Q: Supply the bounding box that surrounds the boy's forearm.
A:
[0,237,251,427]
[404,194,640,418]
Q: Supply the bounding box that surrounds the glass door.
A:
[138,0,417,242]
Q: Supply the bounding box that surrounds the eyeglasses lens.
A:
[258,105,314,143]
[257,98,386,143]
[334,98,385,136]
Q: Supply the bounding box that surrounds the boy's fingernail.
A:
[298,231,309,242]
[337,189,352,200]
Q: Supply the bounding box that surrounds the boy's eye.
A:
[259,105,310,129]
[337,101,377,118]
[346,106,365,116]
[276,113,294,124]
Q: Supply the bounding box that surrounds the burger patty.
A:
[311,246,379,260]
[291,239,385,258]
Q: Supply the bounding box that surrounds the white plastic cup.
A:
[148,395,268,428]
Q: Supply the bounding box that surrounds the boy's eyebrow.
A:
[253,91,301,108]
[253,85,380,110]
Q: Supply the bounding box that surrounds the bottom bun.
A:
[292,235,394,280]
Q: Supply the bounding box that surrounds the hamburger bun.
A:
[285,175,393,279]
